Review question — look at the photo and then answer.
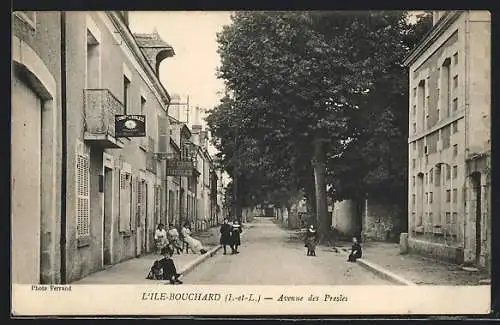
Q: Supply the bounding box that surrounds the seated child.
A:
[147,246,183,284]
[348,236,362,262]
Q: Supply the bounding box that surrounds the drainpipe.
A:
[463,14,470,252]
[59,11,67,284]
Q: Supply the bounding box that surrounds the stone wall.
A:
[408,238,464,264]
[362,199,404,242]
[332,200,358,238]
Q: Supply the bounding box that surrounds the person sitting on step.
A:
[347,236,362,262]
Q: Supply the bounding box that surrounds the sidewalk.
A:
[72,226,223,284]
[335,241,491,286]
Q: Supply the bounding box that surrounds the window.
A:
[418,79,426,130]
[86,16,102,89]
[452,121,458,133]
[429,212,434,223]
[413,87,417,98]
[425,173,428,184]
[412,159,416,169]
[430,169,433,184]
[453,75,458,88]
[412,105,416,117]
[452,212,458,224]
[413,142,416,151]
[441,58,451,117]
[453,189,457,203]
[140,96,146,114]
[435,168,441,187]
[446,212,451,223]
[446,190,451,202]
[412,194,416,207]
[453,52,458,65]
[446,165,451,180]
[452,98,458,111]
[453,144,458,157]
[412,176,415,187]
[425,192,428,204]
[76,153,90,239]
[123,76,131,114]
[429,192,433,204]
[418,139,424,157]
[413,123,416,134]
[452,165,458,179]
[442,125,451,149]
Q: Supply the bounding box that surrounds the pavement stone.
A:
[72,226,223,284]
[334,241,490,286]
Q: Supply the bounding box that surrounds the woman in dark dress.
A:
[348,236,362,262]
[230,220,242,254]
[304,225,319,256]
[220,218,232,255]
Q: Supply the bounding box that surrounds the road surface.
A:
[182,218,390,285]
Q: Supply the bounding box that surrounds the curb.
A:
[337,247,416,286]
[178,245,223,279]
[178,225,252,279]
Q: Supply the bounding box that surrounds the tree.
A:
[208,10,433,240]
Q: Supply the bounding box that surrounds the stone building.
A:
[12,11,63,284]
[63,11,175,282]
[403,11,491,270]
[11,11,177,284]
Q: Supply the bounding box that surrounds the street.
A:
[182,218,390,285]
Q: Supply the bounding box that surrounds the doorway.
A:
[142,181,148,253]
[471,172,482,265]
[417,173,424,228]
[103,167,113,266]
[11,73,42,284]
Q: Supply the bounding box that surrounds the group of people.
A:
[219,218,243,255]
[154,222,208,257]
[303,224,362,262]
[147,219,244,284]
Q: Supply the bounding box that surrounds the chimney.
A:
[169,93,181,120]
[191,125,202,146]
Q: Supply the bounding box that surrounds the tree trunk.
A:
[232,173,239,221]
[312,139,330,243]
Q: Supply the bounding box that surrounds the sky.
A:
[129,11,233,184]
[129,11,233,129]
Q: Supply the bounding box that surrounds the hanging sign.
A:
[115,115,146,137]
[166,158,194,177]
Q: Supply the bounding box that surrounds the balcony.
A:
[83,89,124,149]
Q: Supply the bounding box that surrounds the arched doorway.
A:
[11,37,58,284]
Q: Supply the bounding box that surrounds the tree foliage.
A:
[206,11,434,214]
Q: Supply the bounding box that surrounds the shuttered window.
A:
[119,172,132,232]
[76,154,90,238]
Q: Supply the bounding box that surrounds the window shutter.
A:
[119,171,132,232]
[76,154,90,238]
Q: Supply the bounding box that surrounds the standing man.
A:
[219,218,232,255]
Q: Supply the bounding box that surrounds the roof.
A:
[133,29,175,52]
[403,11,463,67]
